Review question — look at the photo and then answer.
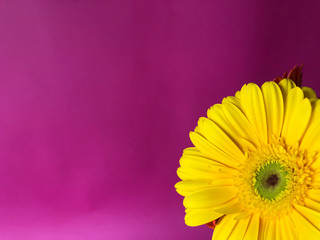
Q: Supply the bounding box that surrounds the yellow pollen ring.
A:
[234,139,315,218]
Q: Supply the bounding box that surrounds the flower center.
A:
[266,174,278,186]
[254,162,289,200]
[234,139,315,218]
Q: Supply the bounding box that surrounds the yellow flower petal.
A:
[175,179,233,196]
[300,100,320,152]
[214,198,242,214]
[264,219,276,240]
[177,167,194,180]
[182,147,229,168]
[196,117,246,163]
[176,166,228,181]
[212,215,238,240]
[302,86,317,99]
[235,90,241,99]
[185,208,223,227]
[222,96,241,108]
[218,167,238,175]
[243,214,259,240]
[240,83,268,144]
[279,216,299,240]
[222,102,260,147]
[305,198,320,212]
[278,78,296,98]
[307,189,320,203]
[189,132,239,168]
[257,218,268,240]
[183,186,236,208]
[177,151,233,181]
[312,172,320,185]
[234,211,251,220]
[294,204,320,230]
[285,98,312,145]
[228,216,251,240]
[311,154,320,171]
[281,87,304,140]
[182,147,214,159]
[291,208,320,239]
[261,81,284,141]
[175,180,210,196]
[180,154,221,170]
[207,104,256,152]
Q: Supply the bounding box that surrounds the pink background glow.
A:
[1,0,320,239]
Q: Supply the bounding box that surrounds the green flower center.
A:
[254,162,288,200]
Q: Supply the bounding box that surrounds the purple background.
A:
[0,0,320,239]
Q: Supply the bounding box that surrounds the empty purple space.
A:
[0,0,320,239]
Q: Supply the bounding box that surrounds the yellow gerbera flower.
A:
[175,68,320,239]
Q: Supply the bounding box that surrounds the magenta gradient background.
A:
[1,0,320,239]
